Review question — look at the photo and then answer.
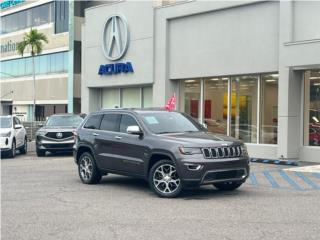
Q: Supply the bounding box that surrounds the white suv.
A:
[0,115,27,158]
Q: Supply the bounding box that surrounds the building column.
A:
[277,67,303,160]
[68,0,74,113]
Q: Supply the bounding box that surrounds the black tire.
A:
[8,140,16,158]
[78,152,101,184]
[148,159,183,198]
[36,149,46,157]
[20,138,27,154]
[213,181,243,191]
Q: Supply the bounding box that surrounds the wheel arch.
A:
[76,145,95,164]
[146,151,177,177]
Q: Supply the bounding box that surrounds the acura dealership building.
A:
[81,0,320,162]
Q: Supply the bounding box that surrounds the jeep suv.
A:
[74,109,250,198]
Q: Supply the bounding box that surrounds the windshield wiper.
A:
[157,131,182,134]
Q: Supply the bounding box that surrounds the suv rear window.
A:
[100,114,120,132]
[84,114,102,129]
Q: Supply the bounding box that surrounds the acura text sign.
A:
[98,62,134,75]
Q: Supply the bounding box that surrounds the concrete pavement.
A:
[1,147,320,240]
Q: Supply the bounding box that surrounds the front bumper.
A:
[176,156,250,187]
[0,137,12,151]
[36,138,75,151]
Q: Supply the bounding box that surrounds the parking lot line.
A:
[294,172,319,190]
[249,172,258,186]
[278,170,303,191]
[263,170,280,188]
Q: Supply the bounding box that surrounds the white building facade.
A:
[81,0,320,163]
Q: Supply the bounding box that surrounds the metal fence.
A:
[22,121,45,141]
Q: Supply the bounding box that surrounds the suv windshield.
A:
[0,117,12,128]
[139,111,202,134]
[46,115,83,127]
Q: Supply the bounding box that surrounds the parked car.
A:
[36,114,84,156]
[73,108,250,198]
[0,115,27,158]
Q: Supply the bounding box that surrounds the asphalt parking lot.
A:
[2,144,320,240]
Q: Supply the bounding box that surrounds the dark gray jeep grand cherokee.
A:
[74,109,250,198]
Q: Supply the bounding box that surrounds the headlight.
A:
[179,147,202,155]
[241,144,248,156]
[0,131,11,137]
[36,131,46,136]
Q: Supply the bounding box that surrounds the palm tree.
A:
[17,28,48,122]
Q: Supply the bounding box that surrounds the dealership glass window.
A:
[25,57,32,76]
[304,70,320,146]
[204,77,229,135]
[122,88,141,108]
[102,89,120,108]
[39,55,48,74]
[180,80,201,121]
[0,51,68,79]
[0,3,53,34]
[17,57,25,76]
[230,75,258,143]
[260,74,278,144]
[101,87,153,109]
[143,87,153,108]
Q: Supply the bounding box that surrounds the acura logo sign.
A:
[102,14,129,61]
[56,132,63,139]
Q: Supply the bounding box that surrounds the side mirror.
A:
[38,123,43,127]
[14,124,23,129]
[127,125,143,135]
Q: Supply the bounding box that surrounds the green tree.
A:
[17,28,48,121]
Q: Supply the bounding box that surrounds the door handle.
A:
[115,136,122,140]
[93,132,99,136]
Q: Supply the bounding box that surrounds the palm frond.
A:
[34,41,43,55]
[16,39,27,56]
[17,28,49,57]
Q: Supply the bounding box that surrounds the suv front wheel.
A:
[78,152,101,184]
[149,159,182,198]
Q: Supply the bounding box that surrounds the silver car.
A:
[35,114,84,156]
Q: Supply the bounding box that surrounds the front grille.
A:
[45,132,73,139]
[203,169,246,182]
[202,146,243,159]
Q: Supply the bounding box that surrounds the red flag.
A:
[165,94,176,111]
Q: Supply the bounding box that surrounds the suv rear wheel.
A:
[78,152,101,184]
[149,159,182,198]
[20,138,27,154]
[213,181,243,191]
[8,141,16,158]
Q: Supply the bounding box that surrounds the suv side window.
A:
[13,117,20,125]
[84,114,102,129]
[120,114,139,133]
[100,114,120,132]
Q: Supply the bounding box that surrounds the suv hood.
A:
[160,131,242,146]
[0,128,12,133]
[39,126,76,132]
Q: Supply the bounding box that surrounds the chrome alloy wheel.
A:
[79,156,93,181]
[153,164,180,194]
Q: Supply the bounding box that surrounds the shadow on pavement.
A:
[97,174,249,199]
